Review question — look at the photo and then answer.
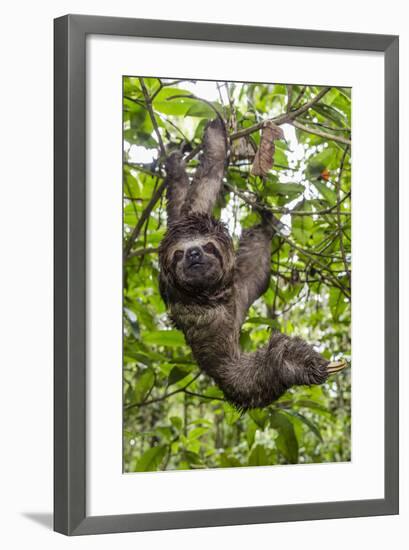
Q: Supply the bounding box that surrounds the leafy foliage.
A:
[123,77,351,472]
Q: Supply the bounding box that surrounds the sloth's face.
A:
[170,238,225,289]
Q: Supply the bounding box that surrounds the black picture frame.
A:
[54,14,399,536]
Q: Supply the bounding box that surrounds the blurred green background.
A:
[123,77,351,472]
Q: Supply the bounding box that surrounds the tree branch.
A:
[292,120,351,146]
[230,87,332,141]
[123,177,166,259]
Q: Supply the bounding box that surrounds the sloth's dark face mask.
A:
[171,238,225,290]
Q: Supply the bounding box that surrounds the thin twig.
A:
[291,85,307,110]
[124,95,145,107]
[125,374,200,411]
[297,117,351,133]
[184,390,225,401]
[224,182,350,217]
[335,146,351,285]
[286,84,293,113]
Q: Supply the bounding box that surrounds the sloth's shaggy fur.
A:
[158,118,344,410]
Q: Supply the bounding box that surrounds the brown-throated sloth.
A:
[158,118,346,410]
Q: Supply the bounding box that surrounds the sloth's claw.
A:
[326,359,348,375]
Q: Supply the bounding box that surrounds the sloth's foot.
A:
[304,357,348,385]
[327,359,348,375]
[267,332,348,388]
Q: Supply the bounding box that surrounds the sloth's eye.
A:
[173,250,184,262]
[203,242,217,255]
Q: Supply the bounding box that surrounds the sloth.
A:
[158,118,346,410]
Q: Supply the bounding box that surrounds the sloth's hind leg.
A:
[266,332,348,389]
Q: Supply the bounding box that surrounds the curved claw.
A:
[326,359,348,375]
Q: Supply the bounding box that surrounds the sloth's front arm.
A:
[235,220,275,325]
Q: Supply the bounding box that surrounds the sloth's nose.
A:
[186,246,202,261]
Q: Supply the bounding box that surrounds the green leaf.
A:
[329,287,348,320]
[123,349,152,365]
[219,453,242,468]
[203,386,225,399]
[294,399,332,417]
[249,409,269,429]
[273,143,288,166]
[269,410,299,463]
[184,450,204,467]
[223,403,242,425]
[184,101,221,118]
[308,147,335,168]
[246,420,258,448]
[311,103,348,127]
[133,369,154,403]
[268,182,304,194]
[188,427,209,440]
[134,445,167,472]
[167,366,191,386]
[286,411,323,442]
[156,426,173,441]
[170,416,183,431]
[143,330,186,347]
[313,180,337,204]
[152,87,194,115]
[292,215,314,246]
[248,444,270,466]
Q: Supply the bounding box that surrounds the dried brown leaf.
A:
[251,122,284,176]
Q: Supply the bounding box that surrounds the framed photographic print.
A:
[54,14,399,535]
